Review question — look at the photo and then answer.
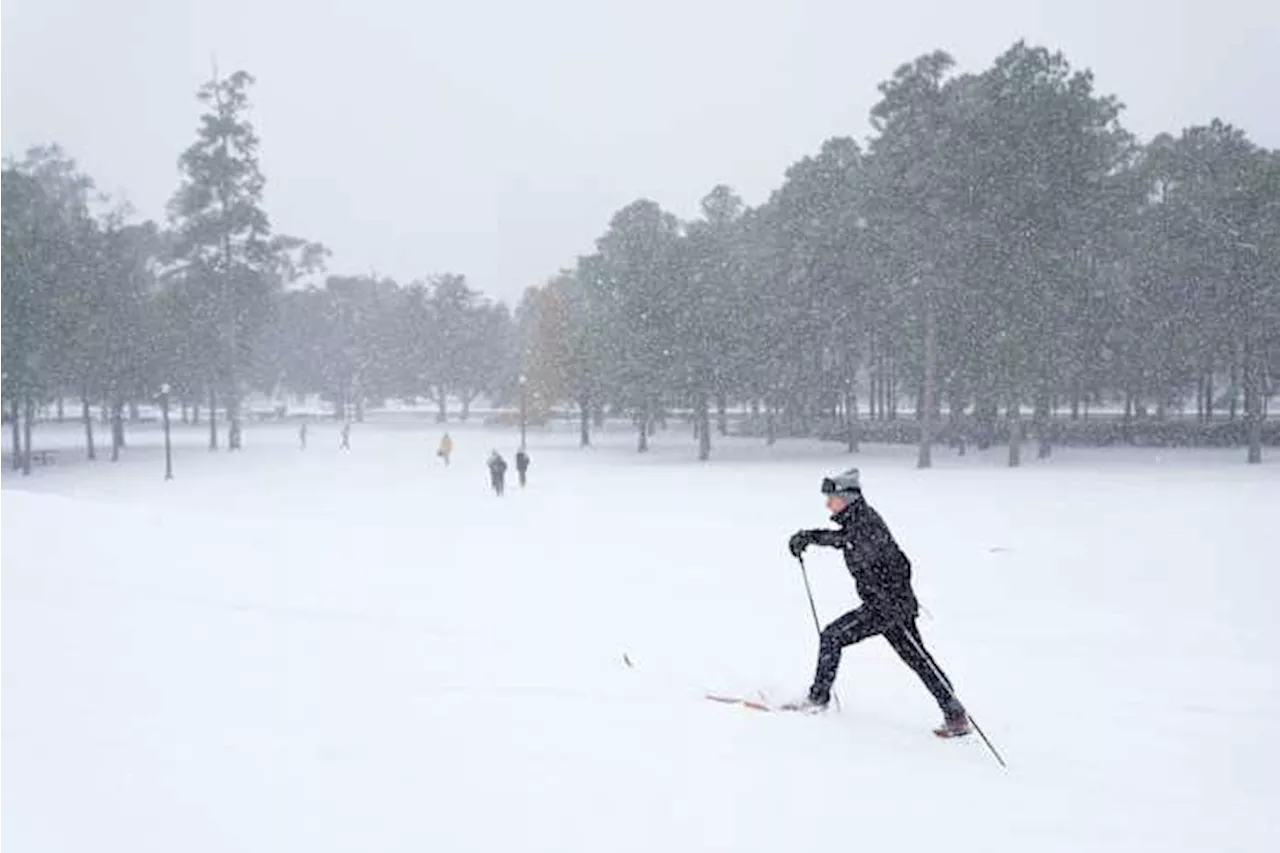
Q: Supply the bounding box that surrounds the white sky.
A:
[4,0,1278,301]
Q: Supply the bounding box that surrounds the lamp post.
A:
[518,374,528,451]
[160,383,173,480]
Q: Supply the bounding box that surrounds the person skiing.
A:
[487,450,507,496]
[339,422,351,450]
[786,468,971,737]
[515,448,530,487]
[437,432,453,466]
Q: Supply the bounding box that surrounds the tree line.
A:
[517,42,1278,464]
[4,42,1277,474]
[3,71,517,474]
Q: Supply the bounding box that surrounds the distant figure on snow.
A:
[437,432,453,466]
[515,448,530,487]
[785,468,971,738]
[340,422,351,450]
[299,422,308,450]
[487,450,507,496]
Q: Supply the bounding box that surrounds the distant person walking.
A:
[515,449,530,488]
[340,422,351,450]
[487,450,508,496]
[437,432,453,466]
[299,422,308,450]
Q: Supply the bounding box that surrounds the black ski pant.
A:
[809,605,960,714]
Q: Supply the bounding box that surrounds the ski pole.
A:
[797,556,840,711]
[899,625,1007,769]
[796,555,823,637]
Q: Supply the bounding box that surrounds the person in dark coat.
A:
[515,449,530,487]
[487,450,507,496]
[339,422,351,450]
[787,468,970,736]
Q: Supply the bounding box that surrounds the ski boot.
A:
[933,707,972,738]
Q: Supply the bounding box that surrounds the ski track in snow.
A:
[4,420,1279,852]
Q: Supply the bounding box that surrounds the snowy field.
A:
[4,420,1279,852]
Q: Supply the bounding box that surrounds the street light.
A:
[159,383,173,480]
[518,374,528,451]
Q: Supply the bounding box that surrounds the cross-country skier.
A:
[437,432,453,466]
[786,468,971,737]
[515,448,530,487]
[487,450,507,496]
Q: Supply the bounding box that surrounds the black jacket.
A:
[803,498,918,618]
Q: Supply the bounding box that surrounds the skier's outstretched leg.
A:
[808,606,891,705]
[884,621,968,732]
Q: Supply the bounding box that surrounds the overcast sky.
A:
[4,0,1278,302]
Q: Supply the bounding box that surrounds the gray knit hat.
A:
[821,467,861,498]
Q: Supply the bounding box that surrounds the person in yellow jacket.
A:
[437,432,453,466]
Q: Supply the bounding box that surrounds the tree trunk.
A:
[947,395,967,456]
[578,397,591,447]
[845,389,859,453]
[637,407,649,453]
[57,397,65,422]
[181,401,189,424]
[716,393,728,436]
[766,401,777,446]
[1007,398,1022,468]
[1245,342,1263,464]
[868,340,879,422]
[208,386,219,450]
[1229,346,1241,422]
[697,392,711,461]
[976,396,997,450]
[1035,391,1052,459]
[435,391,447,423]
[82,394,96,461]
[192,401,201,425]
[917,302,937,469]
[888,355,898,421]
[226,350,242,450]
[356,395,367,423]
[876,353,885,420]
[1204,372,1214,421]
[111,402,125,462]
[129,401,140,422]
[23,396,34,476]
[10,397,22,469]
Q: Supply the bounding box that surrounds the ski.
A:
[705,693,772,712]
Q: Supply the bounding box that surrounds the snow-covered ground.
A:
[4,421,1278,852]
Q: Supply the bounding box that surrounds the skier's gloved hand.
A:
[788,531,812,558]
